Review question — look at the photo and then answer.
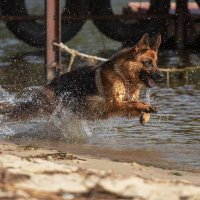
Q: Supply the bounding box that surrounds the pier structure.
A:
[0,0,199,80]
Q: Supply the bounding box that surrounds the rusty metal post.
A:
[176,0,188,50]
[45,0,61,82]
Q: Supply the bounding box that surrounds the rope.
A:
[54,42,200,73]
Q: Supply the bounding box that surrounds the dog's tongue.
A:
[147,77,155,87]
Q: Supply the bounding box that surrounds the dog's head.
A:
[115,33,164,88]
[136,33,164,87]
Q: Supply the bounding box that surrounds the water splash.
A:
[0,123,15,136]
[0,86,117,142]
[0,86,15,103]
[145,88,151,104]
[41,103,89,142]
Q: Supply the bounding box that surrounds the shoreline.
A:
[0,140,200,199]
[5,137,200,173]
[1,140,200,183]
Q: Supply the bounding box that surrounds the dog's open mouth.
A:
[141,73,156,88]
[145,76,156,87]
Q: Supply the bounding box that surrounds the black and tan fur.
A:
[0,33,164,124]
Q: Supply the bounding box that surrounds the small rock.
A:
[47,156,53,161]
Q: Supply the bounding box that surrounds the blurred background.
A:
[0,0,200,89]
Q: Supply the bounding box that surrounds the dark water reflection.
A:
[0,1,200,171]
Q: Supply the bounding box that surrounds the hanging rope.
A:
[53,42,200,86]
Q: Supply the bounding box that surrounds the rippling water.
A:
[0,1,200,171]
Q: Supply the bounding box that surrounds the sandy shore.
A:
[0,141,200,200]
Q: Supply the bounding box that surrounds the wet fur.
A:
[0,34,163,124]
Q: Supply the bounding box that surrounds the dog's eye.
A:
[143,59,153,68]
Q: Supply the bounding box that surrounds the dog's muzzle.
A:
[140,70,164,88]
[152,71,164,82]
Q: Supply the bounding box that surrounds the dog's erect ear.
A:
[151,34,161,51]
[135,33,150,51]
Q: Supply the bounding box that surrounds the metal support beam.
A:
[176,0,188,50]
[45,0,61,82]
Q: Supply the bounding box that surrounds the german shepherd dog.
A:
[0,33,164,124]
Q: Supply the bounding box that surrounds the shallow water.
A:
[0,1,200,171]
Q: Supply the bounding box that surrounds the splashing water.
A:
[0,80,200,170]
[145,88,151,104]
[0,86,15,104]
[47,103,88,142]
[0,84,120,145]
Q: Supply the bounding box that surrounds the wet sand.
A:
[8,136,200,173]
[0,141,200,199]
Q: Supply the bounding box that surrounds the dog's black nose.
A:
[152,72,164,82]
[157,72,164,81]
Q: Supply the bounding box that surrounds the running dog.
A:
[0,33,164,124]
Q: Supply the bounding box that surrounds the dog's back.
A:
[47,66,98,108]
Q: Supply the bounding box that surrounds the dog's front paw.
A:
[140,112,151,125]
[148,106,158,113]
[141,105,158,113]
